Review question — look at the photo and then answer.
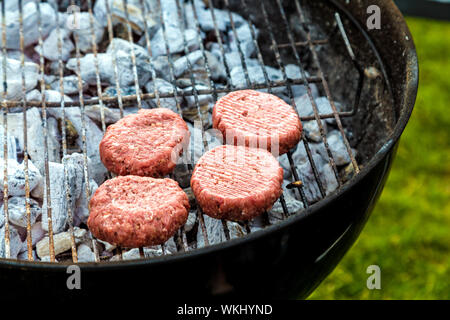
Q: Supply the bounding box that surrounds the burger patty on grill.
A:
[88,176,189,248]
[191,145,283,221]
[99,108,189,177]
[213,90,302,155]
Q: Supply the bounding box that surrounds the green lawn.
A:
[309,17,450,300]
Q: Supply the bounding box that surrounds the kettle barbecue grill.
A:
[0,0,418,299]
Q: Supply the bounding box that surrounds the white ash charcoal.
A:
[315,130,357,167]
[184,210,197,233]
[278,154,293,180]
[0,158,43,197]
[173,50,204,78]
[185,0,243,32]
[4,0,38,12]
[67,12,104,53]
[36,227,86,259]
[174,50,226,81]
[50,75,87,96]
[269,195,304,222]
[294,153,338,203]
[110,0,154,34]
[183,85,214,108]
[0,2,56,49]
[71,48,151,88]
[74,178,98,226]
[226,222,247,239]
[41,154,84,233]
[0,133,19,162]
[295,95,344,124]
[303,120,327,142]
[1,196,41,228]
[67,53,114,86]
[230,65,283,88]
[224,51,259,70]
[34,28,74,62]
[228,23,259,58]
[148,26,199,57]
[144,78,182,113]
[196,214,227,247]
[0,225,24,259]
[31,222,45,247]
[104,46,155,98]
[1,108,53,172]
[283,66,319,98]
[98,239,116,253]
[17,249,38,261]
[0,57,39,99]
[25,89,42,102]
[77,243,96,262]
[85,105,121,126]
[43,90,73,103]
[47,107,108,184]
[106,38,150,62]
[5,50,34,62]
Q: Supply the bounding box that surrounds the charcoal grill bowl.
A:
[0,0,418,300]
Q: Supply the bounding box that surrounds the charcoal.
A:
[0,158,42,197]
[184,210,197,233]
[47,107,108,184]
[85,105,121,126]
[269,195,304,221]
[25,89,41,102]
[43,90,73,103]
[17,249,38,261]
[196,214,225,247]
[144,78,181,113]
[174,50,225,82]
[34,28,74,62]
[228,23,258,58]
[224,51,259,70]
[0,57,39,99]
[67,53,113,86]
[183,85,214,109]
[31,222,45,247]
[77,243,95,262]
[303,120,327,142]
[36,227,86,259]
[41,154,84,234]
[50,75,87,95]
[4,0,38,12]
[230,65,283,88]
[0,225,24,259]
[1,197,41,228]
[148,26,199,57]
[295,95,343,124]
[317,130,357,166]
[0,133,19,162]
[74,178,98,226]
[67,12,104,53]
[0,2,56,49]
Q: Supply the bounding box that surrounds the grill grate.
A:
[0,0,364,263]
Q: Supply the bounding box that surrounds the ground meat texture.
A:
[191,145,283,221]
[213,90,302,155]
[88,176,189,248]
[99,108,189,177]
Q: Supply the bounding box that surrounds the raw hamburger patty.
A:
[191,145,283,221]
[213,90,302,155]
[88,176,189,247]
[100,108,189,177]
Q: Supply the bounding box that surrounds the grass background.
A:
[309,17,450,300]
